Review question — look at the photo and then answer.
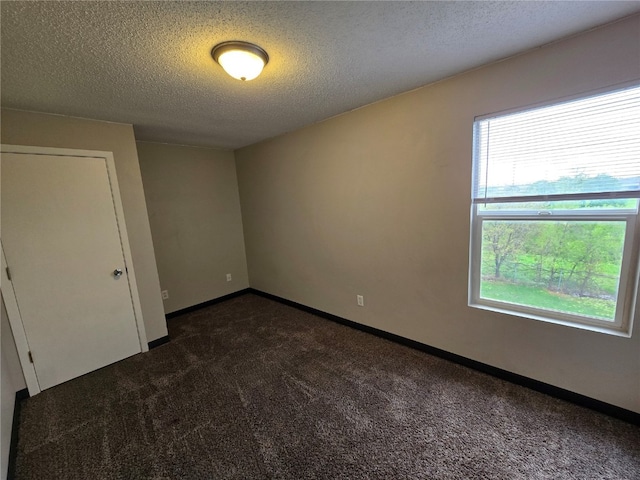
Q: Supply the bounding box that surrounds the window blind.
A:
[472,85,640,204]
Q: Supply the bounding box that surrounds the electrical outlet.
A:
[357,295,364,307]
[161,290,169,300]
[226,273,232,282]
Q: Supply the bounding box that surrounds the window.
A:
[469,85,640,334]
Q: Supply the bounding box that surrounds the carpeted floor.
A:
[13,293,640,479]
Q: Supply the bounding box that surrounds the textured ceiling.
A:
[2,1,639,149]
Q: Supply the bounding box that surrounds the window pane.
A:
[479,220,626,321]
[473,85,640,202]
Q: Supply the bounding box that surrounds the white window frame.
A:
[468,86,640,337]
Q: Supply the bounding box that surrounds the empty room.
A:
[1,1,639,479]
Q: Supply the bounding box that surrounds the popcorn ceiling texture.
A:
[1,1,638,149]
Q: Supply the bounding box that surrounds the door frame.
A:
[1,144,149,396]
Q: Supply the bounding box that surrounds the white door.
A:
[1,152,142,390]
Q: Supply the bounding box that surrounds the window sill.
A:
[469,301,633,338]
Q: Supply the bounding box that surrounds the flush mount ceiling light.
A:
[211,41,269,81]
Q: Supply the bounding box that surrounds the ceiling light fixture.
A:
[211,41,269,81]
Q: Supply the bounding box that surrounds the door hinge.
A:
[5,266,11,281]
[28,351,34,363]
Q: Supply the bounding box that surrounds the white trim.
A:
[468,301,632,338]
[1,246,41,395]
[473,191,640,205]
[477,212,638,221]
[477,208,639,218]
[1,144,149,394]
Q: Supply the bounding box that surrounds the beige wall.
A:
[1,297,26,479]
[236,16,640,412]
[1,110,167,342]
[137,142,249,313]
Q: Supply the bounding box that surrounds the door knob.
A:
[113,268,123,278]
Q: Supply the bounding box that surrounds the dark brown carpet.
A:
[14,293,640,479]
